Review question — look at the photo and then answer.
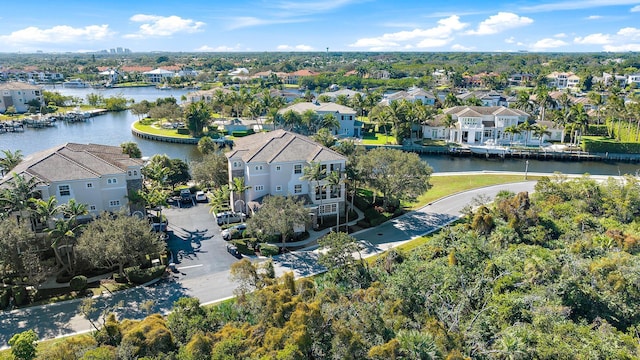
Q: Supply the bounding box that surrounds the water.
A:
[2,86,639,176]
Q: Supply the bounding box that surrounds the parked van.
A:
[215,211,246,226]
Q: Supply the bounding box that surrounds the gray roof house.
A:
[279,102,361,137]
[225,130,347,225]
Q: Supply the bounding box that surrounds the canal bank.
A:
[130,123,199,144]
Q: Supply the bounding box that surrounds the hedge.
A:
[231,129,254,137]
[12,285,28,306]
[581,139,640,154]
[229,240,253,255]
[70,275,88,292]
[124,265,166,284]
[258,243,279,257]
[177,127,190,135]
[0,288,10,308]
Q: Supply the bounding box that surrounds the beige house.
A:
[0,143,144,224]
[0,82,44,113]
[225,130,347,226]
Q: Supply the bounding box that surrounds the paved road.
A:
[0,181,537,346]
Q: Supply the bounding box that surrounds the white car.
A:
[216,211,246,226]
[195,191,207,203]
[222,223,247,240]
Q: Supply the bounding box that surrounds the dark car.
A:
[226,243,242,258]
[179,189,193,204]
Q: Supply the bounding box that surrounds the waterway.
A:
[2,86,640,176]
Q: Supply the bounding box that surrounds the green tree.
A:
[120,142,142,158]
[247,195,309,245]
[190,152,228,189]
[357,147,432,210]
[8,329,38,360]
[76,211,164,276]
[0,149,23,176]
[313,128,336,148]
[301,161,327,224]
[197,136,218,155]
[318,231,363,280]
[104,96,129,111]
[167,297,211,345]
[185,101,211,137]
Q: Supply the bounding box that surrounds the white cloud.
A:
[574,33,611,44]
[196,44,244,52]
[125,14,204,38]
[617,27,640,39]
[586,15,603,19]
[225,16,306,30]
[349,15,468,50]
[0,24,113,45]
[505,36,515,43]
[451,44,474,51]
[604,43,640,51]
[467,12,533,35]
[630,5,640,11]
[276,44,314,51]
[554,33,567,38]
[522,0,640,12]
[530,38,568,50]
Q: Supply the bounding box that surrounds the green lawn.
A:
[361,132,397,145]
[133,121,194,138]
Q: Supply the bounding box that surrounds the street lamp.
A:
[524,160,529,180]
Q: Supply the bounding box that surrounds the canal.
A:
[2,87,639,176]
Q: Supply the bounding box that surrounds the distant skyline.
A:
[0,0,639,53]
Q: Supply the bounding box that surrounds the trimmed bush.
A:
[113,273,128,284]
[124,265,166,285]
[177,127,190,135]
[70,275,88,292]
[231,129,254,137]
[229,240,253,255]
[582,138,640,154]
[258,243,279,257]
[12,285,28,306]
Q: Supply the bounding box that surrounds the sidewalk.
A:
[38,272,114,290]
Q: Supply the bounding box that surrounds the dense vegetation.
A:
[10,174,640,359]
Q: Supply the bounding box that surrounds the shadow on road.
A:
[274,250,325,277]
[167,227,213,264]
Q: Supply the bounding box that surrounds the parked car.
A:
[179,189,193,204]
[222,223,247,240]
[226,243,242,258]
[195,191,207,203]
[216,211,246,226]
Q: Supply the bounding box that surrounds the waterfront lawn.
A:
[133,120,193,138]
[407,174,540,210]
[361,132,397,145]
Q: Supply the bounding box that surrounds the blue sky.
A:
[0,0,639,53]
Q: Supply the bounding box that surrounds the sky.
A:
[0,0,639,53]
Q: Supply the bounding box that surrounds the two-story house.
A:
[422,106,530,145]
[225,130,347,227]
[278,102,361,137]
[0,82,44,113]
[143,68,176,83]
[547,72,580,90]
[0,143,144,225]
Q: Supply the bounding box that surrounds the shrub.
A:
[229,240,253,255]
[120,314,175,358]
[0,288,10,308]
[258,243,280,257]
[12,285,28,306]
[177,127,190,135]
[231,129,254,137]
[70,275,88,293]
[113,273,128,284]
[124,265,166,285]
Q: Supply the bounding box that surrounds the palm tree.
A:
[442,114,457,142]
[0,173,41,224]
[0,149,23,176]
[587,91,604,125]
[266,107,282,131]
[513,90,534,113]
[301,161,327,225]
[230,177,251,214]
[443,92,461,108]
[60,199,88,220]
[566,103,589,145]
[30,197,61,231]
[313,128,336,148]
[320,113,340,133]
[185,101,211,137]
[300,109,318,134]
[48,217,84,274]
[518,121,534,147]
[533,85,554,123]
[531,124,551,146]
[503,125,521,146]
[325,170,343,231]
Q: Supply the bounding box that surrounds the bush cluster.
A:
[124,265,166,284]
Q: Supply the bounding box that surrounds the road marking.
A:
[177,264,204,270]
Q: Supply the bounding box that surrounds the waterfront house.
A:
[0,143,144,227]
[319,89,366,102]
[546,72,580,90]
[278,102,361,137]
[0,82,44,114]
[283,69,319,85]
[422,106,531,145]
[143,68,176,83]
[380,87,436,106]
[225,130,347,226]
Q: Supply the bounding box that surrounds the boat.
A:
[158,83,172,90]
[62,79,90,88]
[467,145,512,156]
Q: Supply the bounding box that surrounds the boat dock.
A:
[0,121,25,133]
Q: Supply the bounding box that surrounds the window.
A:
[233,161,241,168]
[315,186,327,200]
[107,178,117,184]
[109,200,120,207]
[276,185,282,192]
[89,205,97,211]
[276,166,281,171]
[58,185,70,197]
[133,170,138,176]
[294,164,302,174]
[255,185,264,191]
[294,184,302,194]
[319,203,337,214]
[330,185,341,198]
[86,182,93,188]
[254,165,263,171]
[128,171,132,176]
